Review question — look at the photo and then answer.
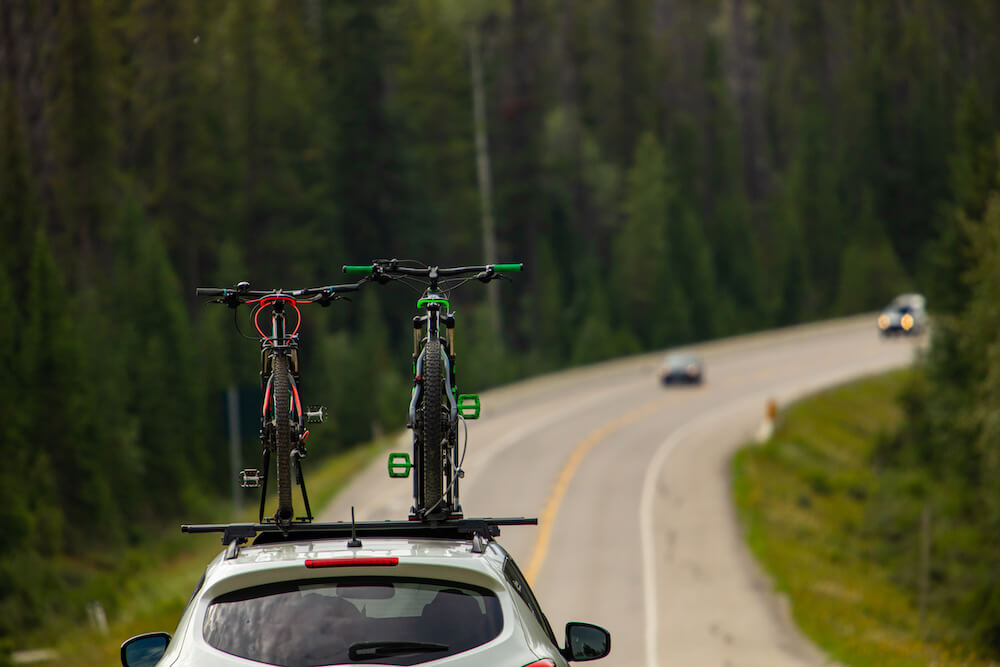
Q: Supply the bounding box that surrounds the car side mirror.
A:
[562,622,611,661]
[121,632,171,667]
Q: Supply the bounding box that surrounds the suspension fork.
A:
[271,298,287,344]
[260,300,288,390]
[428,308,457,423]
[406,309,449,424]
[257,301,288,522]
[444,311,456,397]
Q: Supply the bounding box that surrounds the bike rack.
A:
[182,516,538,559]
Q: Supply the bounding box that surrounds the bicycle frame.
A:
[197,280,365,527]
[344,261,522,521]
[408,291,462,518]
[252,295,313,524]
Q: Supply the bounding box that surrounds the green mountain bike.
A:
[344,260,522,521]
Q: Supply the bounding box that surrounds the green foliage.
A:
[733,371,996,665]
[615,133,674,340]
[570,287,640,366]
[835,192,910,313]
[3,0,1000,656]
[456,306,493,388]
[878,137,1000,654]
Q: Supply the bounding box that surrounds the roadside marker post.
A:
[754,398,778,443]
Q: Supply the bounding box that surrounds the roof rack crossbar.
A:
[181,517,538,546]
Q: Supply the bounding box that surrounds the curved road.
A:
[320,316,920,666]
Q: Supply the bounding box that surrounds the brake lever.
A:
[317,292,352,307]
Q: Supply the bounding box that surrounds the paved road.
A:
[320,316,920,666]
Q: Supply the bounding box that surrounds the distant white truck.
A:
[877,293,927,336]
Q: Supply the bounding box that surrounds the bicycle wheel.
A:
[419,337,445,510]
[271,353,294,522]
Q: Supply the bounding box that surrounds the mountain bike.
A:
[343,260,522,521]
[197,280,367,527]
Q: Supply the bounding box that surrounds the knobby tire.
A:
[420,338,444,510]
[272,353,294,523]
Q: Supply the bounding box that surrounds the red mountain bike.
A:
[197,280,367,526]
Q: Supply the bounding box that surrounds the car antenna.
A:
[347,507,362,548]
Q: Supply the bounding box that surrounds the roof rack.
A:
[181,517,538,550]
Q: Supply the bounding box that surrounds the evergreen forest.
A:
[2,0,1000,655]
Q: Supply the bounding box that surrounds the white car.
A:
[877,293,927,336]
[121,521,610,667]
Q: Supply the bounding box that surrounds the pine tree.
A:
[616,132,691,345]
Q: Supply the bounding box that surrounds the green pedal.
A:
[457,394,481,420]
[387,452,412,478]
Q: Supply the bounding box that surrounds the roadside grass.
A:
[731,371,995,667]
[24,437,388,667]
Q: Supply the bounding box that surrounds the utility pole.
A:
[468,26,501,340]
[918,502,931,639]
[227,386,242,517]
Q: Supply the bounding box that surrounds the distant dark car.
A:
[660,353,704,386]
[877,293,927,336]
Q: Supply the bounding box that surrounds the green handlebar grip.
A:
[343,265,374,274]
[493,263,523,273]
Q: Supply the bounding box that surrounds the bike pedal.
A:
[305,406,326,424]
[387,452,412,478]
[457,394,481,419]
[239,469,263,488]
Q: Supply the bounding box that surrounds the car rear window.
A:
[203,577,502,666]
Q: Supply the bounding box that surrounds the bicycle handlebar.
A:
[343,265,374,275]
[196,287,276,298]
[197,279,368,305]
[342,261,523,279]
[293,280,366,297]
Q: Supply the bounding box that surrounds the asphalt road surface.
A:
[320,316,921,666]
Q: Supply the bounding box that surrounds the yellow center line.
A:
[523,360,803,584]
[524,395,673,585]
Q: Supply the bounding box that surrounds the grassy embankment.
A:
[732,371,994,667]
[18,437,388,667]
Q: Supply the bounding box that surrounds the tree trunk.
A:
[468,27,501,340]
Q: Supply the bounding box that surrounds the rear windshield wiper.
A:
[348,641,449,661]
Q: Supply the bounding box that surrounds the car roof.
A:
[234,536,499,567]
[181,518,534,597]
[192,536,513,608]
[888,293,925,308]
[665,352,700,364]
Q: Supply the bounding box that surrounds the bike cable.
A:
[382,273,428,295]
[233,305,261,341]
[423,414,469,517]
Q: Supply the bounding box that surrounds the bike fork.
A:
[291,449,313,521]
[257,448,271,524]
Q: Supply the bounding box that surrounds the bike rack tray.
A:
[181,517,538,546]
